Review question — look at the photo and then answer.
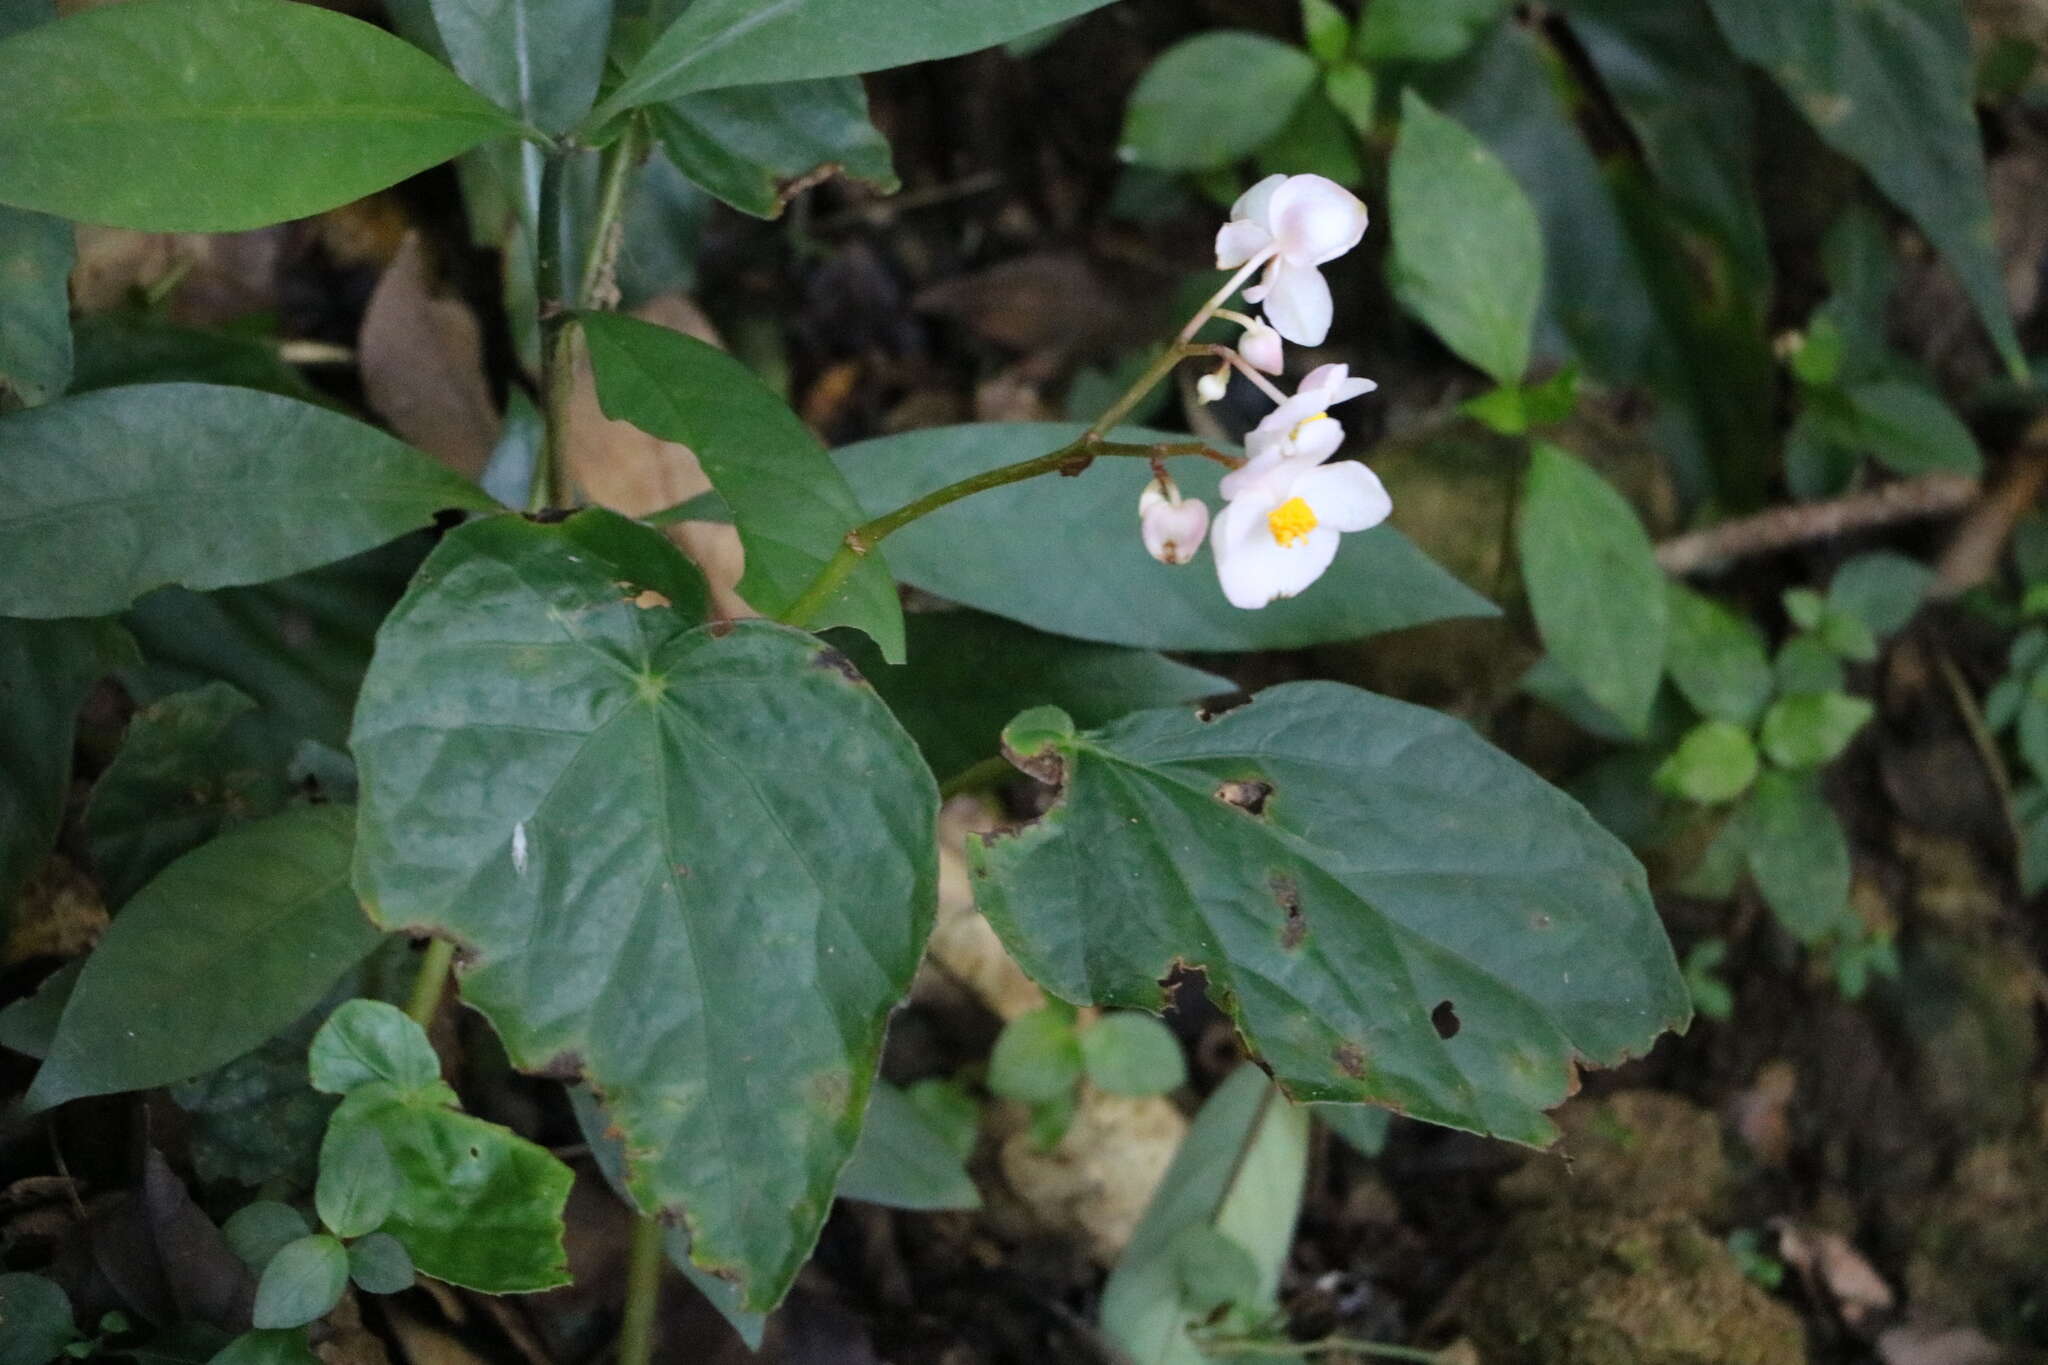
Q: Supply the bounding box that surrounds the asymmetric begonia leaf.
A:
[969,685,1689,1145]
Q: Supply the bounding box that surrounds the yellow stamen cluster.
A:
[1267,496,1319,548]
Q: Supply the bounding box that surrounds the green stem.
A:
[530,122,646,514]
[1087,342,1205,438]
[405,938,457,1028]
[1198,1337,1444,1362]
[616,1213,665,1365]
[775,438,1234,629]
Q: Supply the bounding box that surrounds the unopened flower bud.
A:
[1138,477,1210,565]
[1238,318,1284,374]
[1196,368,1229,404]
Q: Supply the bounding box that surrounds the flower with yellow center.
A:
[1225,364,1379,501]
[1211,457,1391,610]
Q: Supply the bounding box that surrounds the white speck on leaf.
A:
[512,822,529,875]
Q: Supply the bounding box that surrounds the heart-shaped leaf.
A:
[969,685,1688,1144]
[350,509,938,1310]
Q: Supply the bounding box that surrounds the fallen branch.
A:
[1655,472,1980,576]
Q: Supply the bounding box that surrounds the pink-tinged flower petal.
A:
[1260,259,1334,346]
[1141,493,1210,565]
[1239,320,1285,374]
[1267,174,1370,266]
[1220,448,1292,500]
[1295,460,1392,532]
[1214,219,1273,270]
[1230,173,1288,228]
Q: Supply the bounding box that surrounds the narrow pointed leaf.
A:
[969,685,1688,1145]
[0,0,522,232]
[26,805,384,1110]
[580,312,904,661]
[0,384,498,619]
[351,510,938,1310]
[832,424,1496,652]
[596,0,1118,117]
[1703,0,2022,377]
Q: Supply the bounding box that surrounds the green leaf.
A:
[1169,1226,1260,1316]
[1808,380,1982,477]
[1775,635,1845,695]
[651,77,898,218]
[567,1084,765,1349]
[1741,770,1853,943]
[903,1078,980,1161]
[0,1273,75,1365]
[1517,444,1668,737]
[2020,692,2048,784]
[0,0,521,232]
[1760,692,1872,770]
[83,682,285,907]
[345,1233,414,1296]
[1099,1067,1308,1365]
[1254,85,1366,186]
[350,510,937,1311]
[580,312,904,660]
[423,0,609,135]
[308,1000,443,1098]
[26,806,383,1110]
[834,423,1496,652]
[1118,32,1318,172]
[0,206,70,408]
[70,315,330,406]
[1356,0,1510,62]
[1654,721,1760,805]
[1560,0,1770,296]
[1704,0,2024,378]
[988,1007,1082,1103]
[221,1203,312,1275]
[1388,91,1542,387]
[1301,0,1351,64]
[206,1330,318,1365]
[307,1004,571,1292]
[1312,1102,1390,1158]
[121,538,426,771]
[0,384,497,619]
[595,0,1118,117]
[827,611,1227,783]
[1323,62,1377,137]
[1663,585,1773,727]
[0,616,133,929]
[970,684,1689,1144]
[251,1237,346,1331]
[173,1005,348,1191]
[325,1082,571,1293]
[0,960,81,1059]
[1827,551,1935,639]
[1081,1013,1188,1097]
[315,1123,398,1239]
[1815,607,1879,663]
[835,1082,980,1211]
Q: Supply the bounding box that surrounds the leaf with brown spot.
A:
[969,683,1688,1145]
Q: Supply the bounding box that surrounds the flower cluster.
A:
[1137,174,1391,610]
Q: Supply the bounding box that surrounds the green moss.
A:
[1499,1091,1728,1219]
[1456,1211,1808,1365]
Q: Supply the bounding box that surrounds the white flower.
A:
[1195,369,1229,404]
[1237,317,1285,374]
[1221,363,1379,500]
[1214,173,1370,347]
[1211,457,1391,609]
[1138,476,1210,565]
